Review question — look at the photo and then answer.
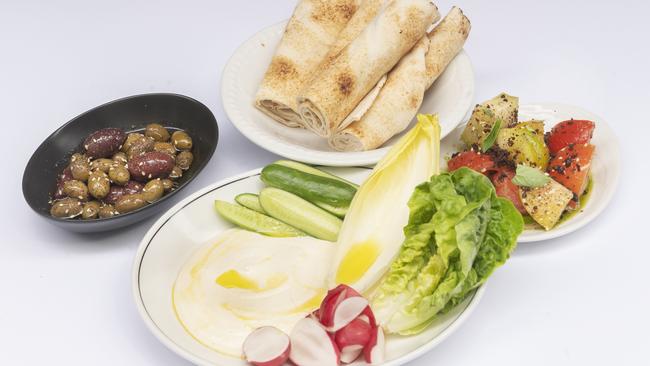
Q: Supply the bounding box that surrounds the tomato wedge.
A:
[546,119,595,155]
[447,151,495,173]
[490,168,527,214]
[548,144,595,200]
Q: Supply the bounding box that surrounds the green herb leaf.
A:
[481,119,502,152]
[512,164,550,188]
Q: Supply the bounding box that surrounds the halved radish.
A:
[364,326,385,365]
[290,317,340,366]
[340,345,363,364]
[243,326,291,366]
[334,318,372,351]
[360,306,377,328]
[328,296,369,332]
[318,285,359,322]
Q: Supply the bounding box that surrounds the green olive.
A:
[90,158,114,173]
[98,204,118,218]
[171,130,192,151]
[175,151,193,170]
[81,201,102,220]
[169,166,183,179]
[115,194,147,213]
[160,179,174,192]
[153,142,176,156]
[126,136,155,160]
[145,123,170,142]
[112,152,128,165]
[88,170,111,199]
[69,153,90,182]
[62,180,89,201]
[50,198,83,219]
[122,133,144,153]
[142,179,164,203]
[108,165,130,185]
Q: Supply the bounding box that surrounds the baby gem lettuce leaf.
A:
[512,164,550,187]
[371,168,523,335]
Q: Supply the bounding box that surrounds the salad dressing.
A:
[335,240,381,285]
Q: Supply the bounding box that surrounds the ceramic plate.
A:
[221,21,475,166]
[133,166,485,366]
[440,103,620,243]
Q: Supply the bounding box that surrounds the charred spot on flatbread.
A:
[395,6,429,43]
[312,0,358,24]
[267,56,298,81]
[409,94,421,109]
[336,72,355,96]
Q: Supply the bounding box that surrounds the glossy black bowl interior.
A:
[22,93,218,233]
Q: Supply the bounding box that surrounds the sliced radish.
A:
[328,296,368,332]
[334,318,372,350]
[290,317,340,366]
[318,286,349,326]
[309,308,320,320]
[364,326,385,365]
[360,306,377,328]
[339,345,363,364]
[243,326,291,366]
[319,285,363,328]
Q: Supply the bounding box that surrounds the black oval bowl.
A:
[22,93,218,233]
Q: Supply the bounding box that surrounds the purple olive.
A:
[127,151,175,182]
[53,167,73,200]
[124,180,144,195]
[84,128,126,158]
[104,185,126,205]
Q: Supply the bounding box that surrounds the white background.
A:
[1,0,648,365]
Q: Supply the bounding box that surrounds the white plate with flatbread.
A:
[221,21,475,166]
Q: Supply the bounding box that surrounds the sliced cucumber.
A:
[258,187,342,242]
[272,160,359,188]
[214,200,304,237]
[235,193,264,213]
[261,163,357,217]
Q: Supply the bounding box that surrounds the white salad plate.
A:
[440,103,620,243]
[133,166,486,366]
[221,21,475,166]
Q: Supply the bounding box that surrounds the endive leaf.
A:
[328,114,441,294]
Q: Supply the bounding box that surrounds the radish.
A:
[334,318,372,351]
[318,285,352,325]
[328,296,369,332]
[319,285,368,332]
[360,306,377,328]
[308,308,320,320]
[318,285,362,323]
[364,326,385,365]
[339,345,363,364]
[290,317,340,366]
[242,326,291,366]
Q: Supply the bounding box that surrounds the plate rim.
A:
[221,20,475,167]
[132,166,486,366]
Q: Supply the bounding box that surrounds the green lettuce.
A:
[441,196,523,313]
[371,168,523,334]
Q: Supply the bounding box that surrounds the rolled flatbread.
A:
[424,6,471,88]
[322,0,391,131]
[321,0,389,67]
[297,0,439,137]
[329,37,430,151]
[254,0,362,128]
[329,7,471,152]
